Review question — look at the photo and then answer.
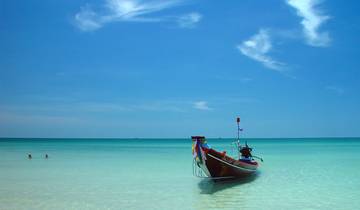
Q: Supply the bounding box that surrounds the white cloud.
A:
[105,0,179,21]
[286,0,330,47]
[193,101,212,111]
[74,0,201,31]
[75,5,103,31]
[177,12,202,28]
[237,29,285,71]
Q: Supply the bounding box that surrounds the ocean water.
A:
[1,138,360,210]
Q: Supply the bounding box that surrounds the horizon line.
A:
[1,136,359,140]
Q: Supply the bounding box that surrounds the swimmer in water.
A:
[28,154,32,159]
[45,154,48,159]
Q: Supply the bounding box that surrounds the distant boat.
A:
[191,118,262,179]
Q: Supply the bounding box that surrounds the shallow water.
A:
[1,138,360,210]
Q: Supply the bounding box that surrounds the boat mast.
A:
[236,117,241,159]
[237,117,241,142]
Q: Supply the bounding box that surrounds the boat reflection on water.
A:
[197,173,259,195]
[193,173,260,210]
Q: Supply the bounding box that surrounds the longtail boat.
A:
[192,118,262,179]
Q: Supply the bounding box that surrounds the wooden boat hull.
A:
[201,149,258,178]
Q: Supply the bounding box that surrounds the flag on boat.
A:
[191,136,210,164]
[192,140,198,158]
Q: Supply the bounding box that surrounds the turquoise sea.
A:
[1,138,360,210]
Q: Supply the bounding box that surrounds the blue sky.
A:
[1,0,360,138]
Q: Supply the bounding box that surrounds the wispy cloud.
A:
[0,100,190,116]
[286,0,330,47]
[325,86,344,95]
[193,101,212,111]
[237,29,285,71]
[177,12,202,28]
[75,5,103,31]
[74,0,201,31]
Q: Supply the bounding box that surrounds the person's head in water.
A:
[45,154,48,159]
[28,154,32,159]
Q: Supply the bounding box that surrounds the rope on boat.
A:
[193,159,207,178]
[192,159,235,180]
